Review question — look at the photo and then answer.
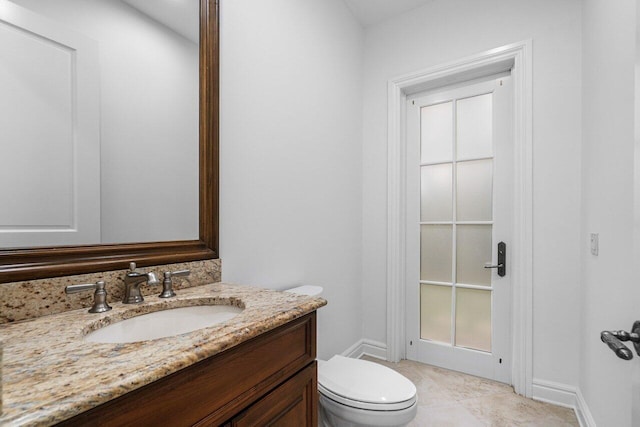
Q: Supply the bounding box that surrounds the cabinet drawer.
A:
[231,362,317,427]
[59,313,316,427]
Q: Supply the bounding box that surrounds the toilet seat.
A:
[318,356,417,411]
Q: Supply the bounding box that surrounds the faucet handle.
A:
[65,281,112,313]
[147,271,159,286]
[127,262,159,285]
[159,269,191,298]
[168,269,191,278]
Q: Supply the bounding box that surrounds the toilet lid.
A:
[318,356,417,411]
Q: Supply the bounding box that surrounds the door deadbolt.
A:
[484,241,506,277]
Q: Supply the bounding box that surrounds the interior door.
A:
[0,0,100,247]
[405,76,513,383]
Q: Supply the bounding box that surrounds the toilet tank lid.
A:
[284,285,323,296]
[318,355,416,406]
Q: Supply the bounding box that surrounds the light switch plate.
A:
[590,233,599,256]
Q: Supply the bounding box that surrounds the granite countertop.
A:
[0,283,326,426]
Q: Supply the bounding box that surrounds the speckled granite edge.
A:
[0,259,221,324]
[0,282,327,426]
[0,340,3,417]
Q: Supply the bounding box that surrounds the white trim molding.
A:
[575,388,597,427]
[342,339,388,360]
[532,380,594,427]
[532,379,577,409]
[386,40,534,397]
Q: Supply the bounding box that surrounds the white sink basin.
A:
[85,305,244,343]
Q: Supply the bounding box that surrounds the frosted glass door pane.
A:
[421,102,453,163]
[457,225,492,286]
[421,164,452,221]
[421,284,452,343]
[421,225,452,282]
[457,94,492,159]
[457,159,493,221]
[455,288,491,352]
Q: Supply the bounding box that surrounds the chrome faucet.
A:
[65,280,112,313]
[123,262,159,304]
[159,269,191,298]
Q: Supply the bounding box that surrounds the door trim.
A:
[385,40,533,397]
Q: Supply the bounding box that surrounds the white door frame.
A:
[633,2,640,425]
[385,40,533,397]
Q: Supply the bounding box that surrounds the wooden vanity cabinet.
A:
[225,363,316,427]
[58,312,317,427]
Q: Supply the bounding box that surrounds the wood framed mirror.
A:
[0,0,219,284]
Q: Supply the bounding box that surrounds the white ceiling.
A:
[343,0,435,27]
[120,0,432,43]
[122,0,199,43]
[122,0,432,39]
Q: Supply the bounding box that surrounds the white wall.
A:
[9,0,199,245]
[219,0,365,360]
[580,1,638,425]
[635,3,640,425]
[361,0,583,388]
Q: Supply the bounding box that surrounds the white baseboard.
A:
[341,339,363,358]
[532,379,577,408]
[342,346,596,426]
[575,388,597,427]
[532,379,595,427]
[342,339,387,360]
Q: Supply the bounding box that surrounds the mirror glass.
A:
[0,0,199,248]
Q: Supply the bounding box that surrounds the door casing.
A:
[385,40,533,397]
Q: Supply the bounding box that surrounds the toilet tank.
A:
[284,285,323,297]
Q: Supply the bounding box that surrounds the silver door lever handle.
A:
[484,263,504,269]
[600,321,640,360]
[601,331,634,360]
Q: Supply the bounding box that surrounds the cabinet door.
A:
[231,363,317,427]
[59,314,316,427]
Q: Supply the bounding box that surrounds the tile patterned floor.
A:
[362,357,579,427]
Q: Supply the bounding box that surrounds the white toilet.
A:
[285,286,418,427]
